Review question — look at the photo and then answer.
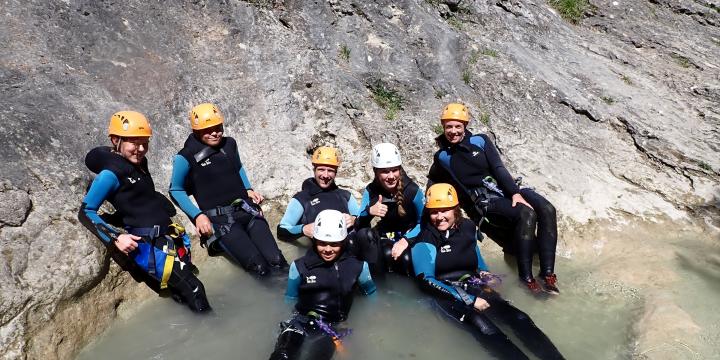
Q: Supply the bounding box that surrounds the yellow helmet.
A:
[312,146,340,167]
[440,103,469,123]
[189,103,224,130]
[425,183,459,209]
[108,111,152,137]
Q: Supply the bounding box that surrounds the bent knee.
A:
[518,206,537,227]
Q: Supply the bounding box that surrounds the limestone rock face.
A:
[0,0,718,359]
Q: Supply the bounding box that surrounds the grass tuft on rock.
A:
[601,95,615,104]
[699,161,713,172]
[369,81,404,120]
[548,0,588,24]
[338,44,351,62]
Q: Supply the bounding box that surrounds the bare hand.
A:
[195,214,214,237]
[302,223,314,238]
[343,214,356,228]
[511,193,534,210]
[473,297,490,312]
[391,238,409,260]
[115,234,141,255]
[247,190,264,204]
[369,195,388,217]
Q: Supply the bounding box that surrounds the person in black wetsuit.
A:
[412,183,564,359]
[276,146,360,242]
[270,209,376,360]
[169,103,287,276]
[355,143,425,276]
[427,103,560,295]
[79,110,210,312]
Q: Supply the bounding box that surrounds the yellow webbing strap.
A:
[160,238,177,290]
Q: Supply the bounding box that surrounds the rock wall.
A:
[1,0,718,359]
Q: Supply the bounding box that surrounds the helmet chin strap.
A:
[114,137,123,153]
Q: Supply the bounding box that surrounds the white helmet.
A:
[371,143,402,168]
[313,209,348,242]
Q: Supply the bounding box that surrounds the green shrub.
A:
[369,81,404,120]
[481,48,498,58]
[339,44,351,62]
[433,123,444,135]
[621,74,633,85]
[548,0,588,24]
[699,161,713,172]
[462,69,472,85]
[601,95,615,104]
[671,54,691,68]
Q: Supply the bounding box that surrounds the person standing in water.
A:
[169,103,287,276]
[270,209,376,360]
[79,110,210,312]
[355,143,425,276]
[412,183,564,359]
[427,103,560,295]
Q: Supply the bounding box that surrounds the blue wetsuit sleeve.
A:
[238,165,253,190]
[357,189,373,228]
[78,170,121,244]
[358,262,377,295]
[475,245,489,272]
[277,198,305,241]
[359,189,370,217]
[412,242,476,305]
[347,195,361,217]
[285,262,301,303]
[169,155,203,220]
[404,188,426,241]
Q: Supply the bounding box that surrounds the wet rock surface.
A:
[0,0,718,359]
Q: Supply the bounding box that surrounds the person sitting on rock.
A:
[79,110,211,312]
[354,143,425,276]
[169,103,287,276]
[427,103,560,295]
[412,184,565,359]
[277,146,360,243]
[270,209,376,360]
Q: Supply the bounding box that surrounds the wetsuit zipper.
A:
[335,262,342,317]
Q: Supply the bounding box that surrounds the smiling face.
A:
[194,124,224,147]
[374,166,401,192]
[313,165,337,189]
[112,136,149,165]
[443,120,466,144]
[429,207,458,232]
[315,240,343,262]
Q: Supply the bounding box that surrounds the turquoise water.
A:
[76,242,640,360]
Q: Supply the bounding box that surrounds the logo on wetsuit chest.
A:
[440,244,452,253]
[126,176,141,184]
[472,151,479,157]
[310,198,320,206]
[200,159,212,167]
[306,275,317,284]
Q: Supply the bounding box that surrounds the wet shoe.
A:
[524,278,543,296]
[542,274,560,295]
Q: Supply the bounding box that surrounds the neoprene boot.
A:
[269,328,305,360]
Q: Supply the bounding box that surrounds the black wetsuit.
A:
[427,131,558,281]
[276,178,360,241]
[412,219,564,359]
[169,135,286,276]
[270,248,376,360]
[355,173,425,276]
[79,146,210,312]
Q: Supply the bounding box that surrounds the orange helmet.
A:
[108,111,152,137]
[312,146,340,167]
[440,103,469,123]
[425,183,459,209]
[189,103,224,130]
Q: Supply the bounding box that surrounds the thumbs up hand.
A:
[369,195,388,217]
